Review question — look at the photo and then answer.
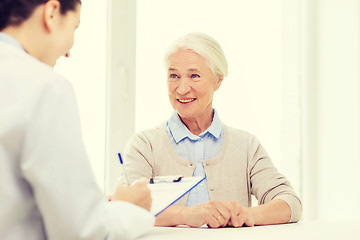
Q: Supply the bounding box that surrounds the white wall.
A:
[313,0,360,221]
[105,0,137,194]
[55,1,107,190]
[299,0,360,221]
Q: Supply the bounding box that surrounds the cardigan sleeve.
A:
[248,136,302,222]
[118,132,155,184]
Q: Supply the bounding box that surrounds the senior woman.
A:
[120,32,302,228]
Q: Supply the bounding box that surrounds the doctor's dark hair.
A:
[0,0,81,31]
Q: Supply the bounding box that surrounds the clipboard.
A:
[148,175,206,216]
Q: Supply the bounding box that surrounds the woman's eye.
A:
[169,74,179,79]
[191,74,200,78]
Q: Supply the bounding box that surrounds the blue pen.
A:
[118,153,130,185]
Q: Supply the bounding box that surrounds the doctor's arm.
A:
[22,80,153,239]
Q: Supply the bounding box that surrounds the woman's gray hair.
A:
[164,32,228,78]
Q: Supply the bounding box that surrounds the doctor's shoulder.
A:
[13,50,75,102]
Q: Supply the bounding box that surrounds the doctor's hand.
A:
[111,179,152,211]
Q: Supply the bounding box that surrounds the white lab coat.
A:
[0,39,154,239]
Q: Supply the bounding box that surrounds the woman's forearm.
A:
[155,205,186,226]
[250,199,291,225]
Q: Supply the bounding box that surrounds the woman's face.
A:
[167,48,222,122]
[46,3,81,66]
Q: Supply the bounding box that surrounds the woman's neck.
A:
[179,110,214,136]
[2,7,49,65]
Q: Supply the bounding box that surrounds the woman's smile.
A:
[177,98,196,104]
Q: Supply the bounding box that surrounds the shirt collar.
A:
[167,109,223,143]
[0,32,26,52]
[205,110,223,138]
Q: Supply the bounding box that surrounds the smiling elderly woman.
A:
[119,32,302,228]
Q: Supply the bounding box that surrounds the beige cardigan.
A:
[121,124,302,222]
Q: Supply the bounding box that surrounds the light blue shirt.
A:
[166,109,224,206]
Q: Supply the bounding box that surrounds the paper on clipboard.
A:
[148,176,206,216]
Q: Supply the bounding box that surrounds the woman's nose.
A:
[176,79,191,95]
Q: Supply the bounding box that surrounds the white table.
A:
[139,221,360,240]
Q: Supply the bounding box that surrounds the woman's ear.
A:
[43,0,61,32]
[214,75,224,91]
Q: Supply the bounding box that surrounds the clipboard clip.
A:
[149,175,183,184]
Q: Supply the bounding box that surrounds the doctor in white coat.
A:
[0,0,154,239]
